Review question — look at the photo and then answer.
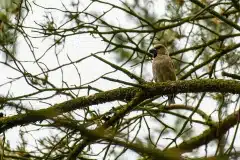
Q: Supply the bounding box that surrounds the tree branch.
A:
[1,79,240,133]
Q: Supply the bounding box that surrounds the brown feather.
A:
[152,45,176,105]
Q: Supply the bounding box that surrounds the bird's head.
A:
[149,44,168,58]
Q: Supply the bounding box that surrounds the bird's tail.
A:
[168,94,175,105]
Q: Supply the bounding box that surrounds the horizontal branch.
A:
[222,71,240,80]
[1,79,240,133]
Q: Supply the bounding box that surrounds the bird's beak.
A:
[149,48,157,58]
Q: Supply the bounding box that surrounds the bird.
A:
[149,44,176,105]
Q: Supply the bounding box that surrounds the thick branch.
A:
[1,79,240,133]
[222,71,240,80]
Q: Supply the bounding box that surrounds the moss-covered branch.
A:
[1,79,240,133]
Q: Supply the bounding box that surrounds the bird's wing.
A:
[152,59,158,82]
[164,56,176,81]
[156,55,176,82]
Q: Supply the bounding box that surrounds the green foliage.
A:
[0,0,23,61]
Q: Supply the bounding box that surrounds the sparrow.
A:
[149,44,176,105]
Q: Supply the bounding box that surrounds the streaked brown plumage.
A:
[150,44,176,105]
